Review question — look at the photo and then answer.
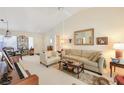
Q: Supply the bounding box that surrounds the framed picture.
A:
[75,38,83,45]
[47,45,53,51]
[74,28,94,45]
[17,35,29,49]
[96,37,108,45]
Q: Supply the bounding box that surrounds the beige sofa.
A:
[62,49,105,75]
[40,51,60,67]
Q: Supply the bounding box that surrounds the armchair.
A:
[40,51,60,67]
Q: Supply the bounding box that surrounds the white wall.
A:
[42,30,56,51]
[42,8,124,61]
[0,30,43,53]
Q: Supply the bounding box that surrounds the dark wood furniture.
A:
[20,49,29,56]
[2,47,14,52]
[57,49,63,60]
[9,56,39,85]
[2,48,22,60]
[29,48,34,55]
[2,47,14,56]
[110,62,124,77]
[59,59,84,79]
[14,51,22,59]
[47,46,53,51]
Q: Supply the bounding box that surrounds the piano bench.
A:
[15,74,39,85]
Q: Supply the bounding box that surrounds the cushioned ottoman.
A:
[114,75,124,85]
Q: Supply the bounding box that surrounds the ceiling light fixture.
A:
[0,19,11,37]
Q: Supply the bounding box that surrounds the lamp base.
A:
[115,50,123,59]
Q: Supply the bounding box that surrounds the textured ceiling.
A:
[0,7,86,33]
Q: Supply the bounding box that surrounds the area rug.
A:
[52,64,113,85]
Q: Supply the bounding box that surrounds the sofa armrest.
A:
[52,51,59,57]
[98,57,105,74]
[40,52,47,63]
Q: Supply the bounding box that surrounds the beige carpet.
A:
[21,55,86,85]
[21,55,116,85]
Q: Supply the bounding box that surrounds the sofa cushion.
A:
[62,55,79,61]
[88,51,101,58]
[62,49,104,74]
[63,55,83,61]
[76,57,97,67]
[70,49,82,56]
[47,56,60,65]
[63,55,98,67]
[88,53,97,60]
[46,51,57,58]
[81,50,95,58]
[52,51,57,57]
[77,57,89,62]
[89,52,101,62]
[84,60,98,67]
[92,53,101,62]
[64,49,71,55]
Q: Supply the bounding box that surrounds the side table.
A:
[110,62,124,77]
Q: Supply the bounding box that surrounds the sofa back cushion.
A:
[88,52,102,62]
[64,49,71,55]
[81,50,95,58]
[64,49,102,62]
[70,49,82,56]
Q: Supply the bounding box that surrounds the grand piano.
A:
[2,50,39,85]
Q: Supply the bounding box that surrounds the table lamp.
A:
[113,43,124,58]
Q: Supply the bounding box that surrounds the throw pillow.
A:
[88,53,97,60]
[92,53,101,62]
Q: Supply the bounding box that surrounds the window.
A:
[0,35,4,51]
[0,35,34,51]
[0,35,17,51]
[3,36,17,50]
[28,37,34,49]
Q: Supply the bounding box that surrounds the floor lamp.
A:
[113,43,124,59]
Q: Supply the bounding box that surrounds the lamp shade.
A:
[113,43,124,50]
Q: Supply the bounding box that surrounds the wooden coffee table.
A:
[59,59,84,79]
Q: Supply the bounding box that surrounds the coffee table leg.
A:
[82,64,84,73]
[110,64,112,77]
[59,61,61,70]
[114,66,116,72]
[77,67,80,79]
